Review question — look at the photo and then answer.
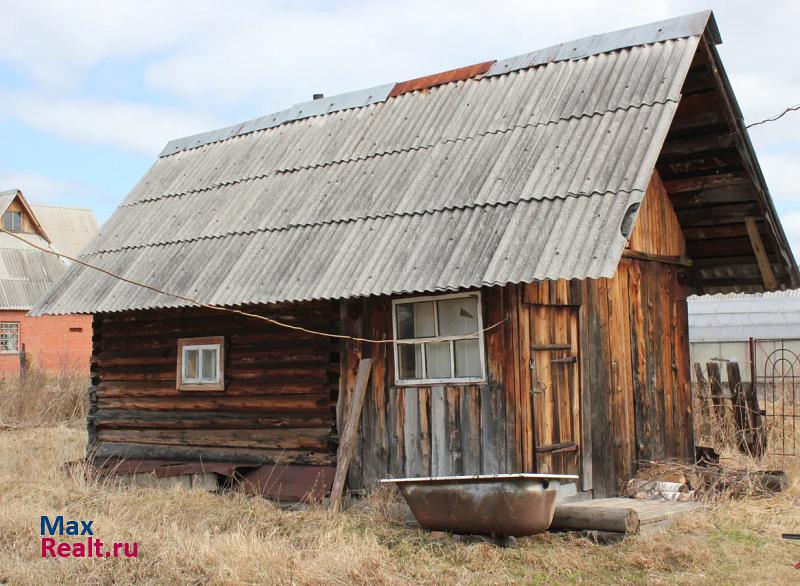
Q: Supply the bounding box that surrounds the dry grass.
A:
[0,426,798,585]
[1,381,799,584]
[0,368,87,428]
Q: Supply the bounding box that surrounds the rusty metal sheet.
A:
[388,60,495,97]
[238,464,336,502]
[382,473,578,536]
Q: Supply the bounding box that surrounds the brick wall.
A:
[0,310,92,377]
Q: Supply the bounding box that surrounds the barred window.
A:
[0,322,20,353]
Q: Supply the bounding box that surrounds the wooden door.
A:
[528,305,581,475]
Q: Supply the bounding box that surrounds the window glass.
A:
[201,348,218,380]
[393,294,485,383]
[397,301,435,339]
[425,341,451,378]
[398,343,423,380]
[183,348,199,379]
[2,211,22,232]
[438,297,479,336]
[0,322,19,353]
[454,338,481,377]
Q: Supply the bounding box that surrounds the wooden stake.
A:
[744,217,778,290]
[329,358,372,511]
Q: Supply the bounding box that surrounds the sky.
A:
[0,0,798,256]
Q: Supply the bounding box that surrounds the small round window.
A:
[620,203,640,239]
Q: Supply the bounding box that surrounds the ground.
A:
[0,425,798,585]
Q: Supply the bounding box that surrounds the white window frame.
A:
[392,291,487,386]
[177,336,224,391]
[0,322,20,354]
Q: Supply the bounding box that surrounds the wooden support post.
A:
[727,362,749,453]
[744,217,778,290]
[693,363,711,436]
[705,362,725,419]
[329,358,372,512]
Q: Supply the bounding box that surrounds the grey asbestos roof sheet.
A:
[688,290,800,341]
[0,190,19,214]
[0,233,68,310]
[31,205,99,258]
[32,13,711,315]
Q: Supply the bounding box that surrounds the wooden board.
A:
[552,497,702,534]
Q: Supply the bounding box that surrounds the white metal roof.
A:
[688,289,800,341]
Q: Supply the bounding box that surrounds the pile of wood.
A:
[623,460,789,501]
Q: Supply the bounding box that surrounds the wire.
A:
[0,228,505,344]
[745,103,800,129]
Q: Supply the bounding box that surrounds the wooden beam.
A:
[621,249,692,267]
[329,358,372,511]
[744,217,778,290]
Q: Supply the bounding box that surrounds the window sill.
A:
[394,378,487,388]
[177,382,225,392]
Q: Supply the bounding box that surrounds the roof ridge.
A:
[86,188,643,257]
[129,98,675,208]
[31,203,95,212]
[158,10,715,158]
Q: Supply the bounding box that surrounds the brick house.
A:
[0,189,98,376]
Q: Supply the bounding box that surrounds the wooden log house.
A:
[33,11,799,498]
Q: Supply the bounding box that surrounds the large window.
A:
[2,211,22,232]
[177,336,224,391]
[0,322,20,353]
[392,292,486,385]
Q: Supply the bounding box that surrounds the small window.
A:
[0,322,20,353]
[392,293,486,385]
[2,211,22,232]
[69,327,83,333]
[177,336,224,391]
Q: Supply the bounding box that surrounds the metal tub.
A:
[381,473,579,536]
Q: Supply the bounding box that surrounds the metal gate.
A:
[753,339,800,457]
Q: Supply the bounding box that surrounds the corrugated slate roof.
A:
[31,204,99,258]
[689,289,800,341]
[0,190,19,214]
[0,232,68,310]
[0,191,98,310]
[33,12,713,315]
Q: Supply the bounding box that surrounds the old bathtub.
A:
[381,473,579,536]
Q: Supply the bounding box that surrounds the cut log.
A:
[551,503,640,534]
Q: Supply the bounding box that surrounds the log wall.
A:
[89,301,340,466]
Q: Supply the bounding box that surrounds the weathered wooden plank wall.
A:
[341,170,694,496]
[91,301,340,465]
[340,288,517,489]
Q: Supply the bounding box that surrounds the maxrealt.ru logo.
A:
[40,515,138,559]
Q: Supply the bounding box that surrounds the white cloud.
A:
[0,170,85,204]
[781,210,800,262]
[142,1,665,108]
[0,90,219,156]
[0,0,228,90]
[759,152,800,205]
